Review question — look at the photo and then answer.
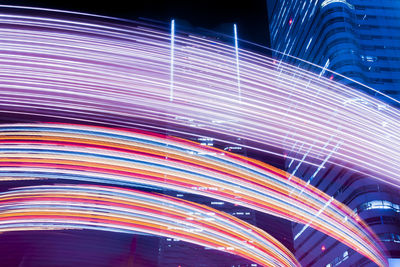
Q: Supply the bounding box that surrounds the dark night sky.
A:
[0,0,271,46]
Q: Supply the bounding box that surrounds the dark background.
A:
[0,0,271,46]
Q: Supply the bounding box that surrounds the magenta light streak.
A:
[0,8,399,192]
[0,123,388,266]
[0,184,300,267]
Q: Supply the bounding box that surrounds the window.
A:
[378,233,400,243]
[354,200,400,214]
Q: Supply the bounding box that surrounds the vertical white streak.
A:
[294,196,334,240]
[308,141,342,183]
[234,24,241,101]
[170,19,175,102]
[319,58,330,77]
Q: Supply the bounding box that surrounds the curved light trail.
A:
[0,184,300,267]
[0,123,387,266]
[0,6,399,192]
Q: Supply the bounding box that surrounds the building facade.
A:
[267,0,400,105]
[267,0,400,266]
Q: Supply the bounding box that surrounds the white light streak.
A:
[170,19,175,101]
[294,196,335,240]
[0,8,399,204]
[234,24,241,101]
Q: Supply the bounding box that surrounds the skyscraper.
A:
[267,0,400,105]
[267,0,400,266]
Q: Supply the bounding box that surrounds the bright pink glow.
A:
[0,184,300,267]
[0,123,388,267]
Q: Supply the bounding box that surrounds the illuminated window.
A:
[360,55,378,62]
[378,233,400,243]
[354,200,400,213]
[321,0,354,9]
[211,201,224,205]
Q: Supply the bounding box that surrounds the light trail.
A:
[0,184,299,267]
[170,19,175,101]
[0,6,398,191]
[0,123,387,266]
[234,23,241,101]
[0,7,400,262]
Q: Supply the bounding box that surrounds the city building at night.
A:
[0,5,399,267]
[267,0,400,104]
[267,0,400,266]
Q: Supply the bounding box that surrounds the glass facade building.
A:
[267,0,400,266]
[268,0,400,105]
